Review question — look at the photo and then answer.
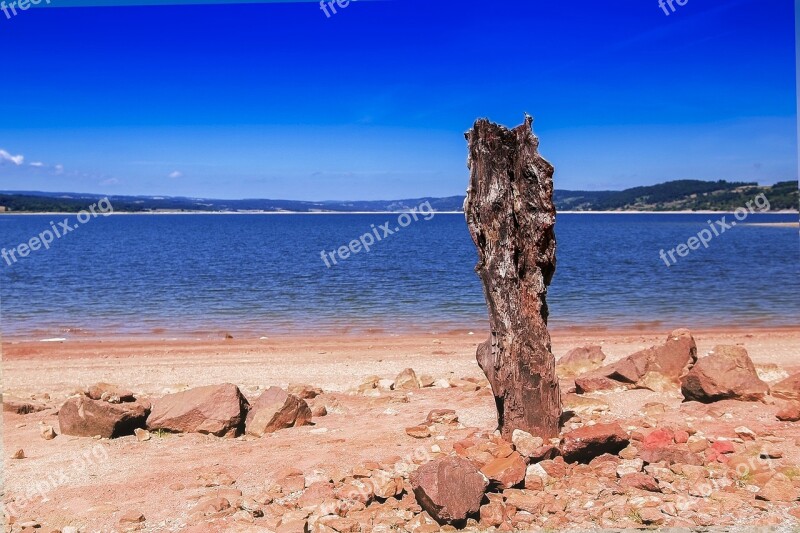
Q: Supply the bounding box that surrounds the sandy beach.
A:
[3,326,800,531]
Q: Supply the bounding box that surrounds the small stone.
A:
[480,452,526,489]
[12,449,25,459]
[134,428,151,441]
[619,473,660,492]
[757,473,798,501]
[393,368,420,390]
[638,507,665,525]
[406,425,431,439]
[734,427,756,440]
[119,510,145,524]
[512,429,544,458]
[426,409,459,425]
[776,401,800,422]
[40,424,57,440]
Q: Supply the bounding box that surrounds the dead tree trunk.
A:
[464,115,561,440]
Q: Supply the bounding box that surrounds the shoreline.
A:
[5,322,800,345]
[4,324,800,361]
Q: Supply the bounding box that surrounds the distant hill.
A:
[0,180,797,213]
[554,180,798,211]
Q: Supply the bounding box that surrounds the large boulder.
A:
[771,372,800,402]
[245,387,311,437]
[575,329,696,393]
[147,384,249,437]
[681,345,769,403]
[59,395,150,438]
[410,456,488,524]
[557,345,606,377]
[561,422,629,463]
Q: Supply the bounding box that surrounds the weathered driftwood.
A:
[464,115,562,439]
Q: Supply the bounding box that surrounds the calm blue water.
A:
[0,213,797,338]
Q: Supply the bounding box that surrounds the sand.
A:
[3,326,800,531]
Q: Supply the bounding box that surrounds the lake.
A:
[1,212,797,339]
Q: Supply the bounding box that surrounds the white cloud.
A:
[0,149,24,166]
[54,164,64,174]
[100,177,120,186]
[29,161,44,167]
[168,170,183,179]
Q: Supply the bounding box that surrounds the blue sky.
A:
[0,0,796,200]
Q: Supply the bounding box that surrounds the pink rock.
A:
[776,401,800,422]
[87,383,135,402]
[556,345,606,377]
[756,473,798,502]
[59,395,150,438]
[147,383,249,437]
[643,428,674,449]
[576,330,696,393]
[409,456,488,524]
[480,452,526,489]
[681,345,769,402]
[246,387,312,437]
[561,422,629,463]
[619,472,660,492]
[674,430,690,444]
[711,440,735,454]
[772,373,800,402]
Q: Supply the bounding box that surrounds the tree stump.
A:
[464,115,561,439]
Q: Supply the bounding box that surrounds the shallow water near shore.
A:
[1,212,797,339]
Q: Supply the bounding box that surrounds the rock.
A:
[639,446,703,466]
[119,510,145,524]
[512,429,544,458]
[39,423,57,440]
[479,501,507,527]
[134,428,151,441]
[433,378,451,388]
[616,458,644,476]
[357,376,380,393]
[12,449,24,459]
[311,404,328,417]
[59,395,150,439]
[410,456,489,524]
[246,387,311,437]
[643,428,674,448]
[562,394,610,417]
[756,473,798,502]
[772,372,800,402]
[619,472,660,492]
[87,383,135,402]
[524,463,547,490]
[147,383,249,437]
[3,397,47,415]
[776,401,800,422]
[681,345,769,402]
[393,368,420,390]
[287,384,323,399]
[556,345,606,377]
[425,409,458,425]
[480,452,526,489]
[638,507,665,525]
[419,374,435,387]
[576,329,696,393]
[561,422,629,463]
[406,425,431,439]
